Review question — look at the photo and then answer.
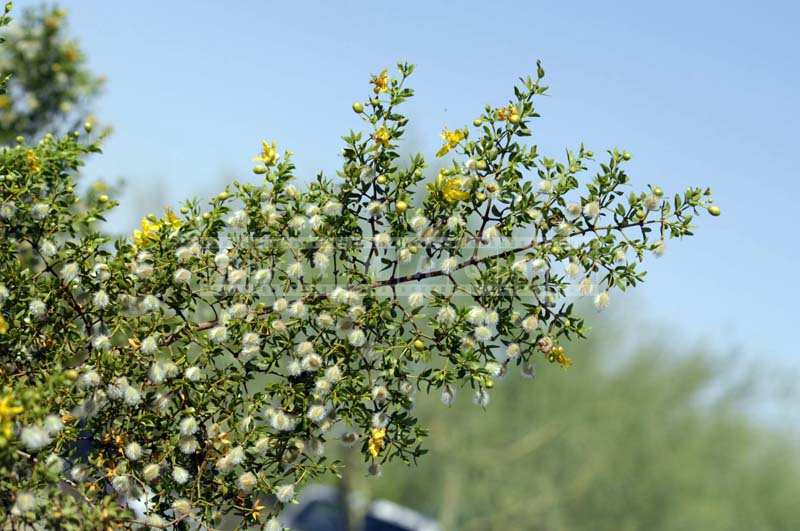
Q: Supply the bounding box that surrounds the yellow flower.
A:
[0,314,7,335]
[429,171,469,204]
[63,43,80,63]
[548,346,572,368]
[253,140,279,166]
[495,104,518,122]
[368,427,386,457]
[370,69,389,94]
[163,208,181,231]
[251,499,265,521]
[435,127,465,158]
[26,149,42,174]
[132,209,181,248]
[373,126,391,147]
[0,393,24,440]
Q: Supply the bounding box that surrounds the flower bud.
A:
[352,101,364,113]
[707,205,720,216]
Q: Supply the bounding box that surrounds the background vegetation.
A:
[341,330,800,530]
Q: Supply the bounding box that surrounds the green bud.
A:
[653,186,663,197]
[98,194,108,203]
[622,151,632,161]
[707,205,721,216]
[413,339,425,351]
[476,160,488,171]
[352,101,364,113]
[253,165,267,174]
[84,121,93,133]
[376,175,387,185]
[180,206,190,214]
[473,118,483,127]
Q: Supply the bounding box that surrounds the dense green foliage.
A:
[0,4,722,530]
[364,338,800,530]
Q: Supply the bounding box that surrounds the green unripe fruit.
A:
[202,212,211,220]
[473,118,483,127]
[84,121,93,133]
[708,205,721,216]
[253,165,267,174]
[413,339,425,351]
[217,191,230,200]
[622,151,632,161]
[396,200,408,214]
[653,186,663,197]
[98,194,108,203]
[376,175,387,185]
[352,101,364,113]
[585,150,594,158]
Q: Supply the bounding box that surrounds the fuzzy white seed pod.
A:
[143,463,160,482]
[173,268,192,284]
[594,291,610,311]
[92,290,110,309]
[20,425,51,450]
[179,416,199,436]
[275,484,295,503]
[125,441,143,461]
[172,466,190,484]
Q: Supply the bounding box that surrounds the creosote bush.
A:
[0,8,719,530]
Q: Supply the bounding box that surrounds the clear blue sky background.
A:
[18,1,798,386]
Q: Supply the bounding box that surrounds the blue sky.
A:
[18,1,798,378]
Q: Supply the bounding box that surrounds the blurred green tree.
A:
[0,4,103,143]
[354,333,800,530]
